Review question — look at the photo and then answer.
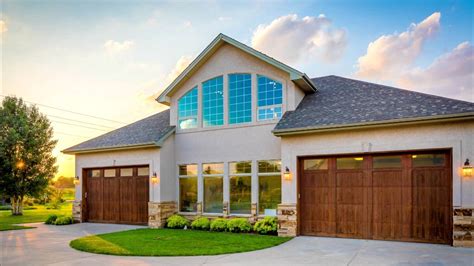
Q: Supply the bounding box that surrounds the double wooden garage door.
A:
[83,166,149,225]
[299,151,452,244]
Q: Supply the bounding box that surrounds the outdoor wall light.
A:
[151,172,159,184]
[73,176,80,185]
[462,159,472,177]
[283,167,292,181]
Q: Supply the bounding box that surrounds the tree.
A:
[0,96,58,215]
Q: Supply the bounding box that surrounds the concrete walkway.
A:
[1,223,473,265]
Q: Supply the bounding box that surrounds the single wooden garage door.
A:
[84,166,149,225]
[299,151,452,244]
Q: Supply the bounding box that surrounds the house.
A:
[63,33,474,247]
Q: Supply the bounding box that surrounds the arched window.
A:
[177,87,198,129]
[202,76,224,127]
[257,75,283,121]
[228,73,252,124]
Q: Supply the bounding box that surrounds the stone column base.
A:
[72,200,82,222]
[148,201,177,228]
[277,203,297,237]
[453,208,474,247]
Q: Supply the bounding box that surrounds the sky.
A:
[1,0,473,178]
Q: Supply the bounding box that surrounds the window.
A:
[120,168,133,176]
[179,164,198,212]
[258,160,281,215]
[104,169,116,177]
[336,157,364,169]
[137,167,149,176]
[229,162,252,214]
[228,74,252,124]
[412,154,445,167]
[178,87,198,129]
[88,169,100,177]
[203,163,223,213]
[202,76,224,127]
[304,159,328,170]
[373,156,402,168]
[257,75,283,121]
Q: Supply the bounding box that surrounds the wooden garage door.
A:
[84,166,149,225]
[299,151,452,244]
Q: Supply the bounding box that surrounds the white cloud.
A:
[165,55,193,85]
[183,21,192,28]
[354,12,473,101]
[218,16,232,21]
[0,20,7,34]
[398,42,473,101]
[355,12,441,79]
[103,40,135,55]
[251,14,347,64]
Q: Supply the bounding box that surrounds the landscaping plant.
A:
[54,216,73,225]
[210,218,228,232]
[191,217,210,230]
[253,216,278,235]
[227,218,252,233]
[166,214,189,229]
[44,214,58,224]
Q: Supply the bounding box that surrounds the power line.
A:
[47,114,116,130]
[54,131,95,139]
[50,119,110,132]
[0,95,127,125]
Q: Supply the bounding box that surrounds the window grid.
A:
[228,74,252,124]
[257,75,283,121]
[202,76,224,127]
[177,87,198,129]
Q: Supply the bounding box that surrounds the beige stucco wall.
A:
[280,121,474,207]
[158,135,176,202]
[74,148,161,202]
[169,43,306,129]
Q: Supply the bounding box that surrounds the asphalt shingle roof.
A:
[274,75,474,133]
[63,109,174,153]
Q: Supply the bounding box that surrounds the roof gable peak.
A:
[156,33,317,105]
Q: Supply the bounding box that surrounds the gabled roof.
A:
[156,33,317,105]
[273,75,474,135]
[62,110,175,154]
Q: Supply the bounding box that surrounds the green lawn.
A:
[70,228,291,256]
[0,203,72,231]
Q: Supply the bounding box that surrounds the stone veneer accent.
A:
[453,208,474,247]
[72,200,82,222]
[277,203,297,237]
[148,201,177,228]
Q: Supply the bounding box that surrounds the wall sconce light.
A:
[73,176,80,185]
[283,167,292,181]
[463,159,472,177]
[151,172,159,184]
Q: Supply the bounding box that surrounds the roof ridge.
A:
[311,75,474,104]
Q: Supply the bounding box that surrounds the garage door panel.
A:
[299,151,451,244]
[85,166,149,225]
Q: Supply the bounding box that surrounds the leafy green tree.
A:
[0,96,58,215]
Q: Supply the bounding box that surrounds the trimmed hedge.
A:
[227,218,252,233]
[166,214,189,229]
[253,216,278,235]
[54,216,73,225]
[210,218,228,232]
[191,217,210,230]
[45,214,58,224]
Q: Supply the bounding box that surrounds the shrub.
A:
[0,205,12,211]
[166,214,189,229]
[191,217,210,230]
[54,216,73,225]
[45,214,58,224]
[210,218,228,232]
[253,216,278,235]
[227,218,252,233]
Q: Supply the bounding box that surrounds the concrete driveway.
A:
[1,223,473,266]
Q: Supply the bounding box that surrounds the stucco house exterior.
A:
[63,34,474,247]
